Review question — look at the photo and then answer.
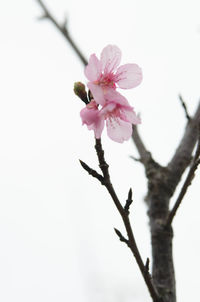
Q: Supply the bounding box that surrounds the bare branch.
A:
[132,125,153,166]
[179,94,191,121]
[95,139,110,181]
[79,160,104,183]
[81,138,163,302]
[166,131,200,226]
[167,101,200,194]
[36,0,87,66]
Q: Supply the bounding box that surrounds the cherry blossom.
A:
[80,91,141,143]
[85,45,142,106]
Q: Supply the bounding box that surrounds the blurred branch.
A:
[166,130,200,226]
[132,125,153,165]
[80,138,163,302]
[36,0,87,66]
[178,94,191,121]
[167,101,200,194]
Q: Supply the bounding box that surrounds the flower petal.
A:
[100,45,121,74]
[120,107,141,124]
[106,117,132,143]
[115,64,142,89]
[80,104,105,139]
[100,102,116,116]
[88,117,105,139]
[104,89,129,106]
[87,82,105,105]
[80,105,99,126]
[85,54,102,81]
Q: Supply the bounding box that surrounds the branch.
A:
[79,160,104,183]
[179,94,191,121]
[166,131,200,226]
[80,138,163,302]
[36,0,87,66]
[132,125,164,189]
[132,125,153,166]
[167,101,200,195]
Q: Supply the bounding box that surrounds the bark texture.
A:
[147,165,176,302]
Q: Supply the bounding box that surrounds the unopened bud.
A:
[74,82,88,104]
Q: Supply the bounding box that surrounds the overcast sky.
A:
[0,0,200,301]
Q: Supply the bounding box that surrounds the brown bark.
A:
[147,167,176,302]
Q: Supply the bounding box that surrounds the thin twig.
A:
[166,131,200,226]
[79,160,104,183]
[80,138,163,302]
[129,155,142,163]
[179,94,191,121]
[114,228,129,244]
[36,0,88,66]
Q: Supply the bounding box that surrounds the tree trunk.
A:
[146,164,176,302]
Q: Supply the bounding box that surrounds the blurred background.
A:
[0,0,200,301]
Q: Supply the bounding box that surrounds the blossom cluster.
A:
[80,45,142,143]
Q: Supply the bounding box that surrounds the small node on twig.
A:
[37,14,48,21]
[114,228,129,244]
[179,94,191,121]
[124,188,133,214]
[62,14,68,30]
[129,155,142,163]
[79,160,104,183]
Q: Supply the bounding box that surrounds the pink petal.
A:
[85,54,102,81]
[80,106,99,126]
[88,117,105,139]
[100,45,121,74]
[80,104,105,139]
[87,82,105,105]
[100,102,116,116]
[115,64,142,89]
[106,118,132,143]
[104,89,129,106]
[120,107,141,125]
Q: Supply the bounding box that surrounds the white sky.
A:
[0,0,200,301]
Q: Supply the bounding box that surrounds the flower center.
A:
[94,73,116,88]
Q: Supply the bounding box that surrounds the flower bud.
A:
[74,82,88,104]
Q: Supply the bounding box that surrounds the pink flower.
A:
[80,91,141,143]
[85,45,142,106]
